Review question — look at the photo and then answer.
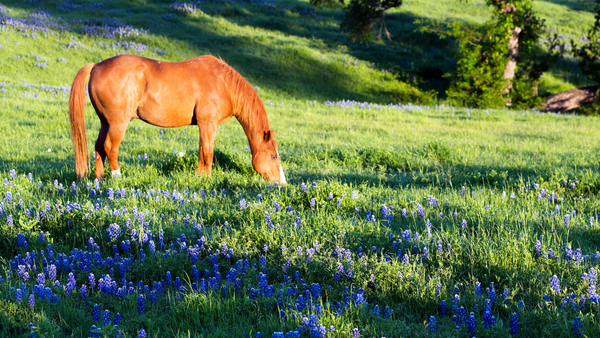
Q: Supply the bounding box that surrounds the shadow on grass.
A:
[4,0,447,102]
[538,0,596,13]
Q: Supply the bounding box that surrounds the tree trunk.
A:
[502,26,522,100]
[540,85,599,111]
[497,2,520,106]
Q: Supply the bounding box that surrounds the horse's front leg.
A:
[197,123,217,176]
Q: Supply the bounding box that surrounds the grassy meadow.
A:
[1,0,600,337]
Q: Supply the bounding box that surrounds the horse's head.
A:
[252,130,286,185]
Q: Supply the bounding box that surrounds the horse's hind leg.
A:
[105,123,128,178]
[94,120,109,180]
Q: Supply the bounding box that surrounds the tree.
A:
[426,0,549,108]
[541,0,600,112]
[310,0,402,42]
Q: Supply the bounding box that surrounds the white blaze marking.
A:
[111,169,121,178]
[277,150,286,185]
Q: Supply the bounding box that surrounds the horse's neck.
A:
[234,91,269,151]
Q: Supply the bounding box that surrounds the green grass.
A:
[1,0,600,337]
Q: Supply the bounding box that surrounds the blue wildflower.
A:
[16,233,28,248]
[573,316,583,336]
[92,304,100,321]
[467,312,476,335]
[510,312,519,335]
[429,316,437,332]
[550,275,560,294]
[102,310,111,327]
[137,295,145,315]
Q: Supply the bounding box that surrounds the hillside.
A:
[1,1,600,338]
[0,0,595,104]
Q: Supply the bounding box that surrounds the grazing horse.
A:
[69,54,286,184]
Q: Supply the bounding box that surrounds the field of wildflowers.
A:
[1,0,600,337]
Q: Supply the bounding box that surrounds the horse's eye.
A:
[271,155,277,160]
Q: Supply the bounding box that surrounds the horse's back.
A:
[88,55,230,127]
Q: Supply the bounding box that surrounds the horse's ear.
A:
[263,130,271,142]
[269,130,275,141]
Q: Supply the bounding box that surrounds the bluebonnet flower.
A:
[461,219,467,230]
[488,283,496,305]
[564,214,570,228]
[458,306,467,324]
[310,283,321,298]
[107,223,121,241]
[440,300,448,316]
[137,295,145,315]
[93,304,101,321]
[483,310,496,329]
[29,294,35,308]
[15,288,23,304]
[422,247,429,263]
[573,316,583,336]
[372,305,380,315]
[401,208,406,218]
[534,240,542,256]
[451,314,461,328]
[351,328,359,338]
[36,273,45,286]
[475,281,482,300]
[88,273,96,288]
[48,265,57,281]
[510,312,519,335]
[17,265,29,281]
[300,183,308,193]
[150,290,157,303]
[417,204,424,217]
[138,329,147,338]
[90,325,100,338]
[264,212,273,229]
[39,231,45,244]
[102,310,111,327]
[551,275,560,294]
[467,312,476,335]
[16,233,28,248]
[115,313,122,325]
[429,316,437,332]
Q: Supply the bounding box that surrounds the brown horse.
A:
[69,54,286,184]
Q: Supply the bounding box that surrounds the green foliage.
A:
[573,0,600,85]
[441,20,509,108]
[310,0,402,42]
[425,1,551,108]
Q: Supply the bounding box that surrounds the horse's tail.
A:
[69,63,95,180]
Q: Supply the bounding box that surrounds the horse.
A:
[68,54,286,184]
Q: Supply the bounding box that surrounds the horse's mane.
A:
[209,57,270,145]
